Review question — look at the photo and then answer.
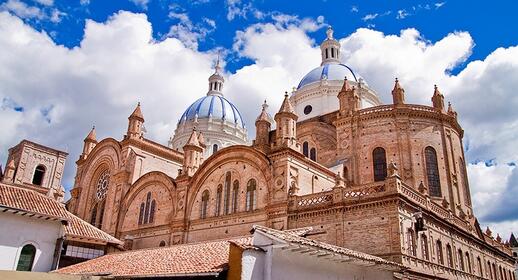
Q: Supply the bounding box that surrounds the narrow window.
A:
[459,158,471,205]
[213,144,218,154]
[465,252,471,273]
[32,165,46,186]
[492,263,497,280]
[331,48,335,58]
[97,201,105,229]
[446,244,453,268]
[90,204,98,226]
[201,190,209,219]
[215,185,222,216]
[16,244,36,271]
[149,200,156,223]
[303,142,309,157]
[310,148,317,161]
[458,249,465,271]
[138,202,145,225]
[224,172,231,214]
[144,192,151,224]
[232,180,239,213]
[246,179,257,211]
[487,261,492,279]
[477,257,483,276]
[373,147,387,181]
[407,229,416,256]
[436,240,444,265]
[425,147,441,196]
[343,166,349,181]
[159,241,166,247]
[325,48,329,59]
[421,234,429,260]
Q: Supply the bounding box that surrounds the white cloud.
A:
[167,11,216,49]
[225,0,264,21]
[435,2,446,9]
[129,0,150,9]
[396,9,409,19]
[350,6,359,13]
[35,0,53,6]
[0,0,44,20]
[361,13,378,21]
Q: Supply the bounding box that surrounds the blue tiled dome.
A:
[179,95,245,128]
[297,63,357,89]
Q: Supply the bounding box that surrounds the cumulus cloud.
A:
[0,11,216,187]
[129,0,150,9]
[0,0,44,20]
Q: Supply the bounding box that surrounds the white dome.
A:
[297,63,357,89]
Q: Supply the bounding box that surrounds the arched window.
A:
[95,170,110,201]
[201,190,209,219]
[373,147,387,181]
[231,180,239,213]
[458,249,465,271]
[246,179,257,212]
[436,240,444,265]
[215,185,222,216]
[343,166,349,181]
[425,147,441,197]
[465,252,471,273]
[492,263,497,280]
[213,144,218,154]
[16,244,36,271]
[325,48,329,59]
[459,158,471,205]
[159,241,166,247]
[97,201,105,229]
[224,172,231,214]
[331,48,335,58]
[407,228,416,256]
[446,244,453,268]
[32,165,45,186]
[138,202,145,225]
[90,204,97,226]
[421,234,429,260]
[302,142,309,157]
[477,257,483,276]
[500,266,504,280]
[139,192,156,225]
[310,148,317,161]
[487,261,492,279]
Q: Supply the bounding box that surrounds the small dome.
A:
[297,63,357,89]
[179,95,245,128]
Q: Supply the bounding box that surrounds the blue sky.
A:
[1,0,518,237]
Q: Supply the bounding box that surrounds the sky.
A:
[1,0,518,239]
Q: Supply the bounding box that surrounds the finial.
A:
[326,26,334,39]
[284,91,288,97]
[262,100,268,111]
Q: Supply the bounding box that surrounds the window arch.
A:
[159,241,166,247]
[138,192,156,225]
[457,249,465,271]
[302,142,309,157]
[224,172,231,215]
[16,244,36,271]
[32,165,45,186]
[246,179,257,212]
[477,257,483,276]
[373,147,387,181]
[90,204,98,226]
[310,148,317,161]
[212,144,218,154]
[407,228,416,256]
[97,200,105,229]
[421,234,429,260]
[446,244,453,268]
[465,252,471,273]
[425,147,441,196]
[459,158,471,205]
[231,180,239,213]
[436,240,444,265]
[215,185,222,216]
[201,190,209,219]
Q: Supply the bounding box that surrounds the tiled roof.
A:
[0,183,121,245]
[0,183,69,220]
[56,236,252,277]
[64,212,123,245]
[252,225,404,269]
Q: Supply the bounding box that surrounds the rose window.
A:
[95,171,110,201]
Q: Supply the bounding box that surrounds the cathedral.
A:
[65,27,516,279]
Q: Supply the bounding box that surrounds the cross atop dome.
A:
[208,54,224,97]
[320,26,341,65]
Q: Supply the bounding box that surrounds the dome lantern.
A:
[208,56,224,97]
[320,26,341,65]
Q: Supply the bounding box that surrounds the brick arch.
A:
[77,138,121,218]
[185,145,272,221]
[117,171,176,234]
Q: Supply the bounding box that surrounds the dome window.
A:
[304,105,313,115]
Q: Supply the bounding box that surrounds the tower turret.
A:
[275,92,298,150]
[392,78,405,106]
[337,77,360,116]
[182,128,204,176]
[207,57,224,97]
[254,100,272,152]
[2,159,16,184]
[127,102,145,139]
[81,126,97,160]
[320,26,341,65]
[432,85,445,112]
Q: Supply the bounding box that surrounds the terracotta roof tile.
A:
[0,183,121,245]
[55,237,252,277]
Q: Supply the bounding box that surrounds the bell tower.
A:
[275,92,298,150]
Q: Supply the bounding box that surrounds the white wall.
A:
[0,213,63,272]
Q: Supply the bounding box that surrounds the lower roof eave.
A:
[110,271,223,279]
